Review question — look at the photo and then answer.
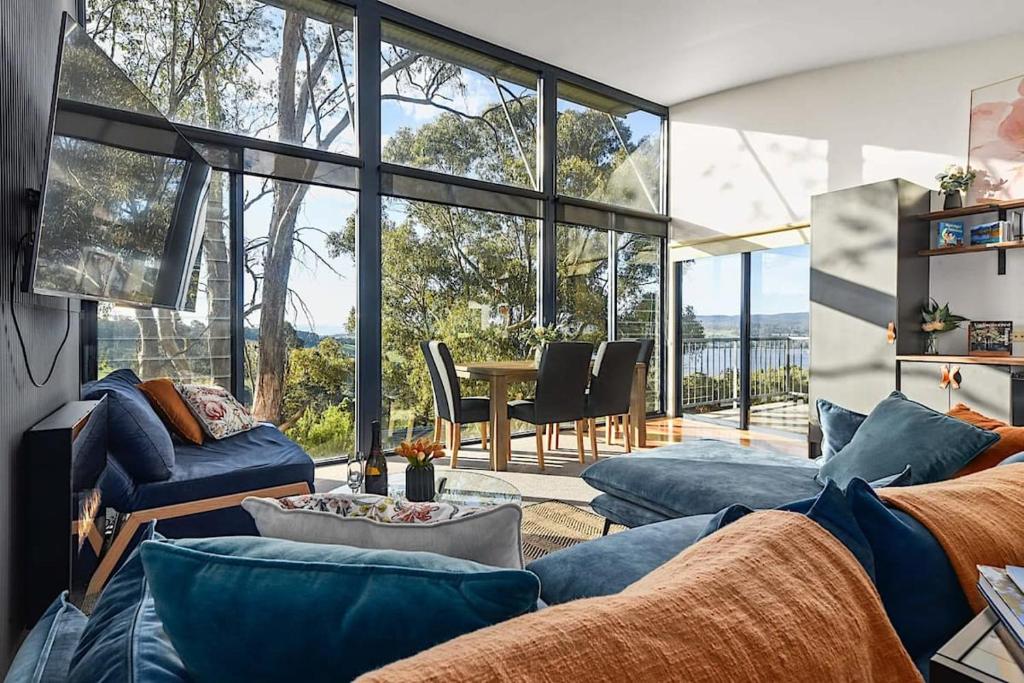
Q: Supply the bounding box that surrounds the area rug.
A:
[521,500,624,562]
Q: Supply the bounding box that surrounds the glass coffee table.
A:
[388,470,521,507]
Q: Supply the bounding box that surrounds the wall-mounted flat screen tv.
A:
[30,14,211,310]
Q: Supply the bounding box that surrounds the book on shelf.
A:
[978,565,1024,652]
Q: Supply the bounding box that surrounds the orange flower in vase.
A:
[396,438,445,502]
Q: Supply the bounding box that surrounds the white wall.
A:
[668,34,1024,351]
[670,35,1024,238]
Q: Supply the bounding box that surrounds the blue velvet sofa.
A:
[584,439,823,527]
[585,393,1000,529]
[81,369,314,593]
[9,468,998,683]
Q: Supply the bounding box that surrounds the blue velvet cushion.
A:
[692,482,875,571]
[527,514,714,604]
[69,522,187,683]
[83,369,175,482]
[1001,452,1024,466]
[140,536,540,682]
[697,479,970,677]
[816,398,867,460]
[817,391,998,488]
[5,592,86,683]
[842,479,972,676]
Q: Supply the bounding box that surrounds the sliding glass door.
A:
[677,254,743,427]
[676,245,809,435]
[749,245,809,434]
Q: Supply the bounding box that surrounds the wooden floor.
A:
[318,416,807,505]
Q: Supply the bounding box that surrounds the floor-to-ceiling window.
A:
[85,0,669,461]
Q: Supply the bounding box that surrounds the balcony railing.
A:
[679,336,809,411]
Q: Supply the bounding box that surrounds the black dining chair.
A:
[420,341,490,468]
[585,340,641,459]
[609,338,654,443]
[507,341,593,470]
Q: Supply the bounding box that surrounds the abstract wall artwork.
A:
[967,75,1024,205]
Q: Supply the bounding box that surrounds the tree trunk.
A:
[251,181,308,422]
[251,11,304,423]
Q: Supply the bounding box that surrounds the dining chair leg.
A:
[623,414,632,453]
[554,424,560,450]
[575,420,585,464]
[546,424,553,451]
[433,416,442,443]
[451,423,461,468]
[606,417,614,446]
[480,421,488,451]
[534,425,545,471]
[589,418,599,460]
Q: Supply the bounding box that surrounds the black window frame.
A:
[80,0,671,461]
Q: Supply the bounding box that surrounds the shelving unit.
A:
[916,200,1024,274]
[915,198,1024,222]
[897,354,1024,367]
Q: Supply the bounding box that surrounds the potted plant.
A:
[529,324,566,364]
[936,165,977,210]
[395,438,445,502]
[921,298,967,355]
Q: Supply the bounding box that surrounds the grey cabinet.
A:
[898,360,1024,425]
[898,361,951,413]
[809,179,931,420]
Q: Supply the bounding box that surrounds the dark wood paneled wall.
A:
[0,0,80,670]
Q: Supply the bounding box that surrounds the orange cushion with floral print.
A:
[948,403,1024,476]
[139,378,204,445]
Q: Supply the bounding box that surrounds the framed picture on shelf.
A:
[968,321,1013,357]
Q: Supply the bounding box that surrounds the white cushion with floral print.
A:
[176,383,256,440]
[242,492,524,569]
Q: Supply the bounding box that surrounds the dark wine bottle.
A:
[364,421,388,496]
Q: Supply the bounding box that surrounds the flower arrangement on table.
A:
[935,165,977,209]
[921,298,967,355]
[396,438,446,502]
[396,438,446,468]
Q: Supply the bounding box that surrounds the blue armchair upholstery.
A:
[82,370,314,595]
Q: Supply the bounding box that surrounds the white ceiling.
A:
[384,0,1024,106]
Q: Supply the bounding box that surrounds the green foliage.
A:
[921,298,967,334]
[282,337,355,421]
[287,403,355,458]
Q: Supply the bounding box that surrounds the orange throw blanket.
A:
[357,511,921,683]
[880,463,1024,613]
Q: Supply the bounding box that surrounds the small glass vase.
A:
[405,463,436,502]
[924,332,939,355]
[533,343,545,366]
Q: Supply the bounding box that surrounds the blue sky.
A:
[681,245,809,318]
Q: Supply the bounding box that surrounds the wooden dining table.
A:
[452,360,648,471]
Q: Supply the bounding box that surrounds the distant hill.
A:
[243,327,356,355]
[696,312,808,338]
